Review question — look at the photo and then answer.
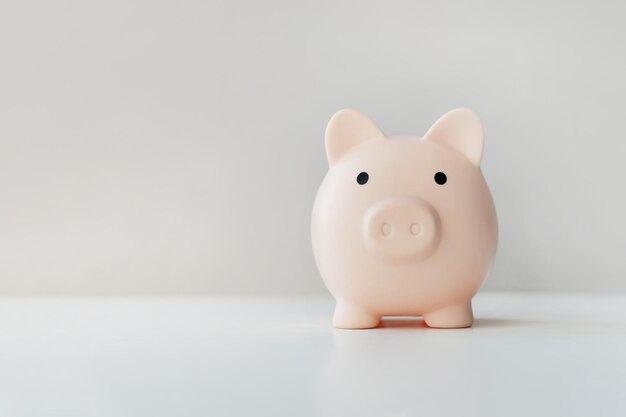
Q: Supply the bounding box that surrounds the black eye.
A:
[356,172,369,185]
[434,172,447,185]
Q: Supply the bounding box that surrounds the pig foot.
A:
[333,300,379,329]
[423,302,473,328]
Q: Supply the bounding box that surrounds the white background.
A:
[1,0,625,294]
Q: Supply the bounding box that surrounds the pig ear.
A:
[325,109,385,166]
[424,108,484,166]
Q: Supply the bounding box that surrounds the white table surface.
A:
[1,292,625,417]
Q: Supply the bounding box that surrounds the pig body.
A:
[311,109,497,329]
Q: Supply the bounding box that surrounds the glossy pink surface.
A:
[311,109,498,329]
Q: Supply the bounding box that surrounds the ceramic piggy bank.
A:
[311,108,497,329]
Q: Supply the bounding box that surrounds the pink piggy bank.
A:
[311,108,498,329]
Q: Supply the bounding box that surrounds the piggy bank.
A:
[311,108,497,329]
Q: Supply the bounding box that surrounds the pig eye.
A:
[356,172,369,185]
[434,172,447,185]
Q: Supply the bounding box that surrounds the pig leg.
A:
[333,299,380,329]
[423,302,473,328]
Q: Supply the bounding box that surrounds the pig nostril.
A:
[410,223,422,236]
[381,223,392,236]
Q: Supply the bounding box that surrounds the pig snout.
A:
[364,197,440,260]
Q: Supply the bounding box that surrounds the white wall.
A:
[1,0,625,294]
